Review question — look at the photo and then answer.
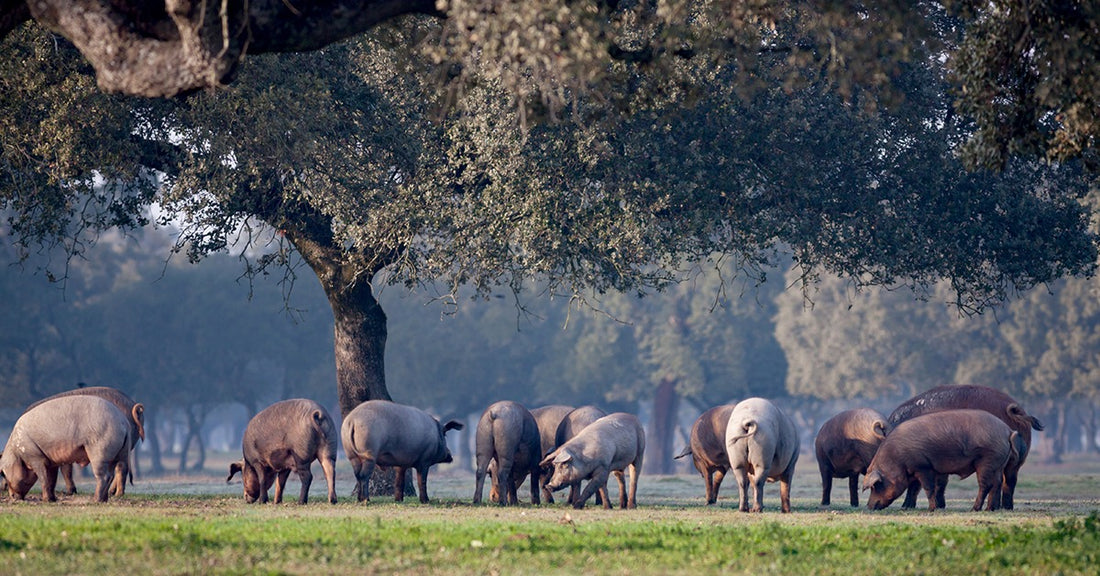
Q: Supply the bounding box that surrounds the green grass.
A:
[2,457,1099,575]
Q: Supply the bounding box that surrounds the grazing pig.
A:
[1,396,131,502]
[674,403,736,505]
[815,408,890,507]
[888,385,1043,509]
[540,413,645,510]
[864,409,1018,512]
[527,404,574,503]
[725,398,799,513]
[25,386,145,497]
[473,401,542,505]
[341,400,464,503]
[226,399,338,505]
[554,405,608,505]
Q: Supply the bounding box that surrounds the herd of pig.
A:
[0,384,1043,513]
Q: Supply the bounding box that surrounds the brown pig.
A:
[725,397,799,513]
[523,404,574,504]
[24,385,144,497]
[553,405,608,505]
[814,408,890,507]
[226,399,338,504]
[864,409,1018,512]
[540,413,645,510]
[473,401,542,506]
[888,385,1043,509]
[1,395,131,502]
[674,403,736,505]
[341,400,464,503]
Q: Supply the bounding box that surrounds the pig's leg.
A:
[915,470,939,511]
[703,465,716,504]
[353,459,375,503]
[41,463,59,502]
[473,457,489,504]
[779,472,793,513]
[111,460,127,497]
[320,457,337,504]
[540,471,554,505]
[415,466,431,504]
[573,467,610,510]
[528,465,541,506]
[394,467,407,502]
[710,468,726,505]
[257,467,273,504]
[626,463,639,509]
[495,456,514,506]
[295,462,313,505]
[750,471,767,513]
[976,463,1003,512]
[274,468,291,504]
[91,459,113,503]
[848,475,860,508]
[61,463,77,495]
[613,470,627,509]
[901,479,920,508]
[732,466,750,512]
[819,463,833,506]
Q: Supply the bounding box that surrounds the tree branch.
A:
[11,0,437,97]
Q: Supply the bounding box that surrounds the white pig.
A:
[539,412,645,509]
[725,397,799,513]
[1,395,131,503]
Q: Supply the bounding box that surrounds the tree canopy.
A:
[2,1,1097,171]
[2,8,1098,416]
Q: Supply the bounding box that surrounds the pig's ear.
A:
[552,450,573,465]
[539,449,559,468]
[443,420,464,433]
[227,461,243,483]
[862,470,881,492]
[873,421,889,439]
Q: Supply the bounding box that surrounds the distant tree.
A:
[775,270,971,401]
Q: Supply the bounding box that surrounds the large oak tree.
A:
[2,11,1096,423]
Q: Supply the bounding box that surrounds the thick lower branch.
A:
[11,0,438,97]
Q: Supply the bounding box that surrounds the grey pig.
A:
[474,401,542,505]
[227,398,338,504]
[526,404,574,503]
[341,400,463,503]
[553,405,609,505]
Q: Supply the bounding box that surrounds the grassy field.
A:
[1,454,1098,575]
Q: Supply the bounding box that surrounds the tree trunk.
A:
[645,377,679,475]
[285,229,392,418]
[1048,401,1067,464]
[328,277,391,417]
[1088,402,1100,454]
[285,229,404,496]
[177,406,205,473]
